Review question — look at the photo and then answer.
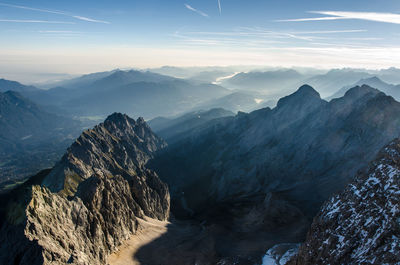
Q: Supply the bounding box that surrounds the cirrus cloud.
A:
[184,4,209,17]
[277,11,400,24]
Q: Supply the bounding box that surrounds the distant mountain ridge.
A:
[304,69,373,98]
[0,91,77,150]
[0,79,39,93]
[193,91,276,113]
[0,90,82,189]
[221,69,306,96]
[329,76,400,101]
[24,70,230,119]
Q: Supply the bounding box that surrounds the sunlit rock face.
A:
[0,113,170,265]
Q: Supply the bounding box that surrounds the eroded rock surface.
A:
[288,139,400,265]
[0,113,170,265]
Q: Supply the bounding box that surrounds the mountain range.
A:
[0,79,38,93]
[24,70,230,119]
[329,76,400,101]
[149,84,400,261]
[5,67,400,121]
[220,69,306,96]
[1,68,400,264]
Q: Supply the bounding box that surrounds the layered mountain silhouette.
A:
[0,91,78,152]
[221,69,305,96]
[25,70,230,119]
[0,91,82,188]
[303,69,373,98]
[0,79,39,93]
[194,92,276,114]
[329,76,400,101]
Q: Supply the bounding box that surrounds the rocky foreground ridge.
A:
[288,138,400,264]
[0,113,170,265]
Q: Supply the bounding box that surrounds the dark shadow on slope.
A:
[134,192,310,265]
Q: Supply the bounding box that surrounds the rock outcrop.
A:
[0,113,170,265]
[288,138,400,264]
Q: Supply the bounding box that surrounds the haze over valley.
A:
[1,0,400,264]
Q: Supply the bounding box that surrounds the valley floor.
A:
[108,217,169,265]
[107,217,212,265]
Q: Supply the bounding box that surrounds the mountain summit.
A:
[276,84,321,109]
[0,113,170,265]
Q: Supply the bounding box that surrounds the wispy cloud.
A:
[171,27,377,51]
[293,30,367,34]
[36,30,84,37]
[0,19,75,24]
[217,0,222,15]
[278,11,400,24]
[72,16,109,24]
[184,4,209,17]
[0,2,110,24]
[277,17,348,22]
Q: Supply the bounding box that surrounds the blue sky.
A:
[1,0,400,82]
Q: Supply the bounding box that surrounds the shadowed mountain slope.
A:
[151,84,400,233]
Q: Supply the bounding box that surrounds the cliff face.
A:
[288,139,400,265]
[0,113,170,265]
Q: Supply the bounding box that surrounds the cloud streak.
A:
[0,2,110,24]
[217,0,221,15]
[72,16,109,24]
[0,19,75,24]
[171,27,378,52]
[184,4,209,17]
[278,11,400,24]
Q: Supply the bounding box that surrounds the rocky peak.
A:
[276,84,321,109]
[104,112,133,124]
[297,84,320,96]
[272,85,325,128]
[0,113,170,265]
[343,84,381,101]
[288,138,400,265]
[43,113,166,196]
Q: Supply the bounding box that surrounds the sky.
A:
[1,0,400,82]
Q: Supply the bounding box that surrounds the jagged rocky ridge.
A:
[287,138,400,265]
[150,84,400,259]
[0,113,170,265]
